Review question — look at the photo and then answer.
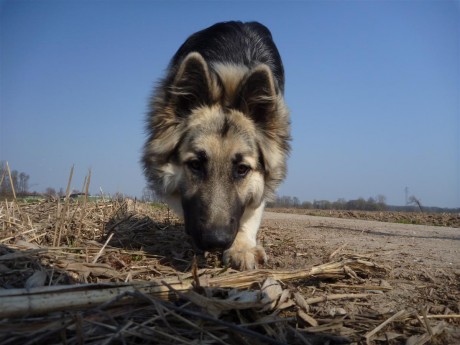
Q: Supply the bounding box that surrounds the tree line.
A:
[0,162,30,196]
[267,195,459,213]
[267,195,388,211]
[0,162,76,199]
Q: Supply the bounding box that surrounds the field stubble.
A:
[0,198,459,344]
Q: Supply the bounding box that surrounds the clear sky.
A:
[1,0,459,208]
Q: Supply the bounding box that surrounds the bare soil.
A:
[262,211,460,271]
[268,208,460,228]
[260,211,460,343]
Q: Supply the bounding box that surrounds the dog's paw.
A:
[223,244,267,270]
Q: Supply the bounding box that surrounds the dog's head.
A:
[143,52,290,251]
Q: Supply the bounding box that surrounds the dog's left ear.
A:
[170,52,212,117]
[235,65,278,126]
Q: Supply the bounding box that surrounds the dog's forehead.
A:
[181,106,258,160]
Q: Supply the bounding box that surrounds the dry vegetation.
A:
[1,196,459,344]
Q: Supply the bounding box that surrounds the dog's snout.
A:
[182,189,243,252]
[200,228,234,250]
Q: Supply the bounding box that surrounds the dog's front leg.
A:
[223,202,267,270]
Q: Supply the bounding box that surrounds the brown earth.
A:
[259,211,460,343]
[262,210,460,270]
[268,208,460,228]
[1,200,459,344]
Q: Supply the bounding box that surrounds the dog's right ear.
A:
[170,52,212,117]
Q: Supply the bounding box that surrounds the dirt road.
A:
[260,211,460,332]
[262,211,460,270]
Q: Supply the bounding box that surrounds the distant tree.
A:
[366,197,378,211]
[268,194,388,211]
[267,195,301,208]
[283,196,293,207]
[332,198,347,210]
[301,201,313,209]
[278,196,291,207]
[18,172,30,194]
[0,162,31,197]
[314,200,331,209]
[45,187,57,198]
[292,196,300,207]
[141,187,158,202]
[408,195,423,213]
[346,198,366,210]
[0,162,9,195]
[376,194,387,210]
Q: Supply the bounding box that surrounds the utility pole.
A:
[405,187,409,206]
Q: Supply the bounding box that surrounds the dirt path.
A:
[262,211,460,270]
[260,211,460,331]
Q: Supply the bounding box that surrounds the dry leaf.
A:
[374,332,404,341]
[298,309,318,327]
[15,240,41,249]
[277,289,295,309]
[56,262,118,278]
[293,291,309,313]
[328,307,347,317]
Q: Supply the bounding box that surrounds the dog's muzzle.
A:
[196,222,237,250]
[182,195,242,251]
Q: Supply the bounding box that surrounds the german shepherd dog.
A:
[142,21,290,270]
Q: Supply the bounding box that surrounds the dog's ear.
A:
[170,52,212,117]
[236,65,278,126]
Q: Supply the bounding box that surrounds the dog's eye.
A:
[236,164,251,178]
[187,160,203,173]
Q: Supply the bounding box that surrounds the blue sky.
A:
[1,0,459,208]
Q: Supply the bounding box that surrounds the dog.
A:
[142,21,290,270]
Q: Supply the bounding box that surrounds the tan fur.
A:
[212,63,249,105]
[143,51,290,270]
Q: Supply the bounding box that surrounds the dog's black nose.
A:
[197,227,235,250]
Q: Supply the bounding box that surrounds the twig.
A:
[306,293,369,304]
[78,169,91,238]
[329,243,347,260]
[421,314,460,319]
[64,164,74,202]
[6,162,16,200]
[365,309,407,344]
[327,283,392,291]
[422,307,433,336]
[154,296,290,345]
[92,232,114,264]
